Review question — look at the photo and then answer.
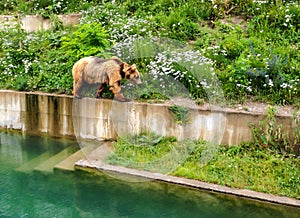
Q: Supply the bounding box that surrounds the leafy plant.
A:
[249,106,300,156]
[60,23,110,60]
[0,0,96,15]
[127,132,166,147]
[168,105,190,125]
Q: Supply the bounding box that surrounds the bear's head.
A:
[123,63,142,84]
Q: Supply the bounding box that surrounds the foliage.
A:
[249,106,300,156]
[168,105,190,125]
[60,23,110,59]
[0,0,97,15]
[0,0,299,105]
[80,5,159,42]
[105,133,178,170]
[146,49,213,100]
[175,141,300,199]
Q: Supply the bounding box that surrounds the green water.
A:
[0,131,299,218]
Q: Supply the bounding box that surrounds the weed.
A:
[168,105,190,125]
[249,106,300,156]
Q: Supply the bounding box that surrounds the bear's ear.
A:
[122,63,131,74]
[131,64,136,70]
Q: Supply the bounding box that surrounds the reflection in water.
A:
[0,131,24,164]
[0,131,299,217]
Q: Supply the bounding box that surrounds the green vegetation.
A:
[106,133,300,199]
[0,0,299,105]
[0,0,95,16]
[168,105,190,125]
[106,133,176,164]
[106,133,195,173]
[174,141,300,199]
[250,106,300,156]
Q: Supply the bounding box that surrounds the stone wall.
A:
[0,90,294,145]
[0,14,81,32]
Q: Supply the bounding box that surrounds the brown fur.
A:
[72,56,141,101]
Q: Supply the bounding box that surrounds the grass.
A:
[105,133,300,199]
[174,143,300,199]
[105,133,196,173]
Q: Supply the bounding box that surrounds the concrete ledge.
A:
[75,158,300,208]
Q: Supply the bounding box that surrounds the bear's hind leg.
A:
[73,79,83,98]
[96,83,106,98]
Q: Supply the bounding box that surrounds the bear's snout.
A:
[130,78,142,85]
[135,78,142,85]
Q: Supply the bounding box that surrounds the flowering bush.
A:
[250,2,300,34]
[147,49,217,99]
[0,24,37,90]
[80,5,159,42]
[221,42,299,104]
[0,0,299,105]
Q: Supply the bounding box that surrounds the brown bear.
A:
[72,56,142,101]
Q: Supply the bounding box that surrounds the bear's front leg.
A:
[109,81,129,102]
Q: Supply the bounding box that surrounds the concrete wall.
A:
[0,90,294,145]
[0,14,81,32]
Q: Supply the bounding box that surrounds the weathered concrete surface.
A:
[0,91,74,137]
[0,90,295,145]
[54,140,105,171]
[75,144,300,208]
[0,14,81,32]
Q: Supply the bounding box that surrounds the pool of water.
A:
[0,131,299,217]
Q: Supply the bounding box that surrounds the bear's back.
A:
[83,57,123,83]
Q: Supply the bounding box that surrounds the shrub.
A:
[147,49,216,100]
[0,23,38,90]
[80,4,159,42]
[60,23,110,59]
